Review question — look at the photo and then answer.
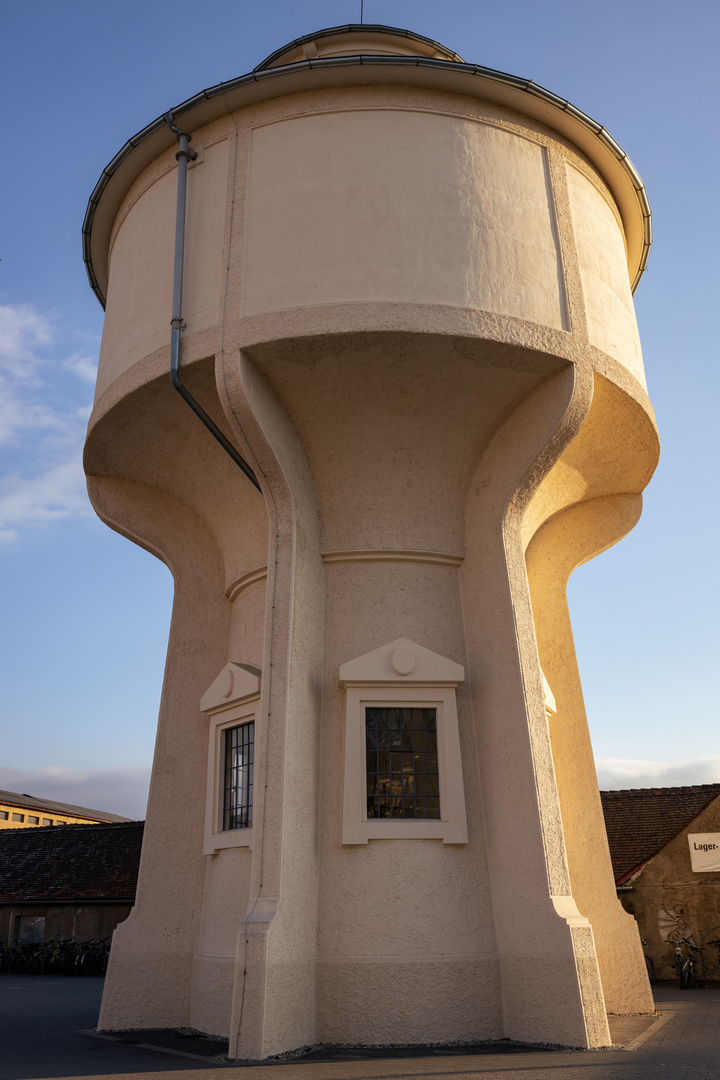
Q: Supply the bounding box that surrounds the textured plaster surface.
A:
[86,46,658,1060]
[526,492,655,1016]
[243,110,566,328]
[97,139,228,400]
[90,478,231,1032]
[317,958,501,1044]
[459,367,612,1049]
[219,354,324,1059]
[566,164,646,389]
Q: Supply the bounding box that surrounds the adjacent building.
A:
[602,785,720,982]
[0,790,130,831]
[0,821,143,946]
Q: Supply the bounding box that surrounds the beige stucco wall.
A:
[566,164,646,389]
[96,138,228,401]
[243,110,566,329]
[85,33,658,1059]
[316,559,498,1043]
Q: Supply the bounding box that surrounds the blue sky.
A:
[1,0,718,819]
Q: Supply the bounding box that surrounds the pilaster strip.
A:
[547,146,590,344]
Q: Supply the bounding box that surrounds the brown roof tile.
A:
[600,784,720,885]
[0,821,144,903]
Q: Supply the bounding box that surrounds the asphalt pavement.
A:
[1,976,719,1080]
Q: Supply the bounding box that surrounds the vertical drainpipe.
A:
[164,114,261,492]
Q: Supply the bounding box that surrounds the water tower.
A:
[83,24,658,1058]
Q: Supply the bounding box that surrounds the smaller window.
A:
[27,816,40,825]
[0,811,8,820]
[12,813,24,822]
[223,722,254,830]
[42,818,53,826]
[201,662,261,854]
[56,820,66,825]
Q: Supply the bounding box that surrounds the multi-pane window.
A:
[15,915,45,945]
[366,707,440,820]
[223,722,254,830]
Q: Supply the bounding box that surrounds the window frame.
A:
[201,663,261,855]
[340,639,468,846]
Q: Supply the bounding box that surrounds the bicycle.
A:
[678,938,705,989]
[640,938,654,982]
[706,938,720,975]
[75,937,111,975]
[0,944,13,974]
[669,940,684,983]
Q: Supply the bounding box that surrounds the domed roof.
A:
[254,24,464,70]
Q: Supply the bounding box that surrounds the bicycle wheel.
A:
[681,961,695,989]
[644,955,654,983]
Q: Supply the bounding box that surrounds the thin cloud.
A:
[0,302,97,543]
[0,382,65,444]
[0,459,91,542]
[65,353,99,383]
[0,303,53,377]
[596,756,720,791]
[0,766,150,821]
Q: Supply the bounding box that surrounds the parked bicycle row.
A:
[642,937,720,987]
[0,937,110,975]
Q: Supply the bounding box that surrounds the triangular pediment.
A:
[339,638,464,685]
[200,663,261,713]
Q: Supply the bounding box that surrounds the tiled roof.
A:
[600,784,720,885]
[0,788,130,823]
[0,821,144,903]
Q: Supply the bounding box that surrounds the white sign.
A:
[688,833,720,872]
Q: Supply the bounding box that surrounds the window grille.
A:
[223,721,254,830]
[366,707,440,820]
